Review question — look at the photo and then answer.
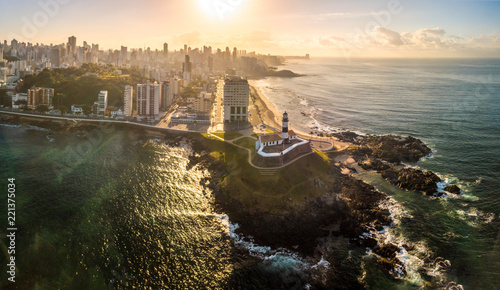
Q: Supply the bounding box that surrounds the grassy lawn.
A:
[234,137,257,150]
[314,149,332,162]
[197,133,332,213]
[211,132,244,140]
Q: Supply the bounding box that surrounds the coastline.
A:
[248,80,351,150]
[248,80,281,129]
[1,88,461,288]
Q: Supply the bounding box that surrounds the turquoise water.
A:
[257,58,500,289]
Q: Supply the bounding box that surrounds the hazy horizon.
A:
[1,0,499,58]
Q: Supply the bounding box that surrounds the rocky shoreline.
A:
[0,114,456,288]
[189,133,438,288]
[344,133,462,197]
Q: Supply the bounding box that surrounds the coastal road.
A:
[0,110,195,133]
[157,104,178,128]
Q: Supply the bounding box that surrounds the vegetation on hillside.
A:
[20,64,146,109]
[0,89,11,107]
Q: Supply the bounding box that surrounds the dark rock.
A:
[266,69,303,78]
[381,167,441,196]
[374,243,400,259]
[353,135,432,164]
[370,159,391,172]
[402,244,414,252]
[332,131,362,143]
[360,162,372,170]
[445,185,461,194]
[361,237,378,248]
[374,221,384,231]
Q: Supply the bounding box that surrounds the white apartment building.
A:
[137,81,161,119]
[124,85,133,117]
[98,91,108,117]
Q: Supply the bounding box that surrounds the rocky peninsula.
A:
[0,100,457,289]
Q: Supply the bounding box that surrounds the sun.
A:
[198,0,247,21]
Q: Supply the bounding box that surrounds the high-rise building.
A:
[137,81,161,118]
[50,47,61,67]
[98,91,108,117]
[183,55,192,86]
[27,87,54,109]
[11,39,18,51]
[183,55,192,73]
[124,85,133,117]
[233,47,238,63]
[120,46,128,63]
[220,76,249,122]
[68,36,76,55]
[91,43,99,54]
[163,43,168,58]
[161,81,175,110]
[208,56,214,72]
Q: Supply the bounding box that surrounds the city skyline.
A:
[1,0,499,58]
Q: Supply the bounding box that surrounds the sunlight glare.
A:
[198,0,247,21]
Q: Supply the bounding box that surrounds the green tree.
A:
[37,105,49,114]
[0,89,11,107]
[82,104,92,116]
[58,105,67,115]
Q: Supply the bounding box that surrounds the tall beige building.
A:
[195,92,212,113]
[219,76,249,122]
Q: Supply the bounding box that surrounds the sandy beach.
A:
[248,80,281,129]
[248,80,350,150]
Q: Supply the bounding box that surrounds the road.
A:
[0,110,195,133]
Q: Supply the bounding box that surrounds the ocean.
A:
[256,58,500,289]
[0,127,234,288]
[0,58,498,289]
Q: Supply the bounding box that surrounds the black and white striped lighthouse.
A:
[282,112,289,142]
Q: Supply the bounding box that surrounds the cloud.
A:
[374,26,405,46]
[419,28,446,36]
[163,27,499,57]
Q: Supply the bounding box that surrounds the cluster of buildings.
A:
[1,36,279,129]
[11,87,54,110]
[0,35,286,89]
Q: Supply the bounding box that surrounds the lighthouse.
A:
[282,112,289,143]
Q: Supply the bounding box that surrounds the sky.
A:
[1,0,499,57]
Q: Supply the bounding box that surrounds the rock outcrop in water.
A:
[381,167,441,196]
[353,135,432,164]
[348,133,463,197]
[445,185,461,194]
